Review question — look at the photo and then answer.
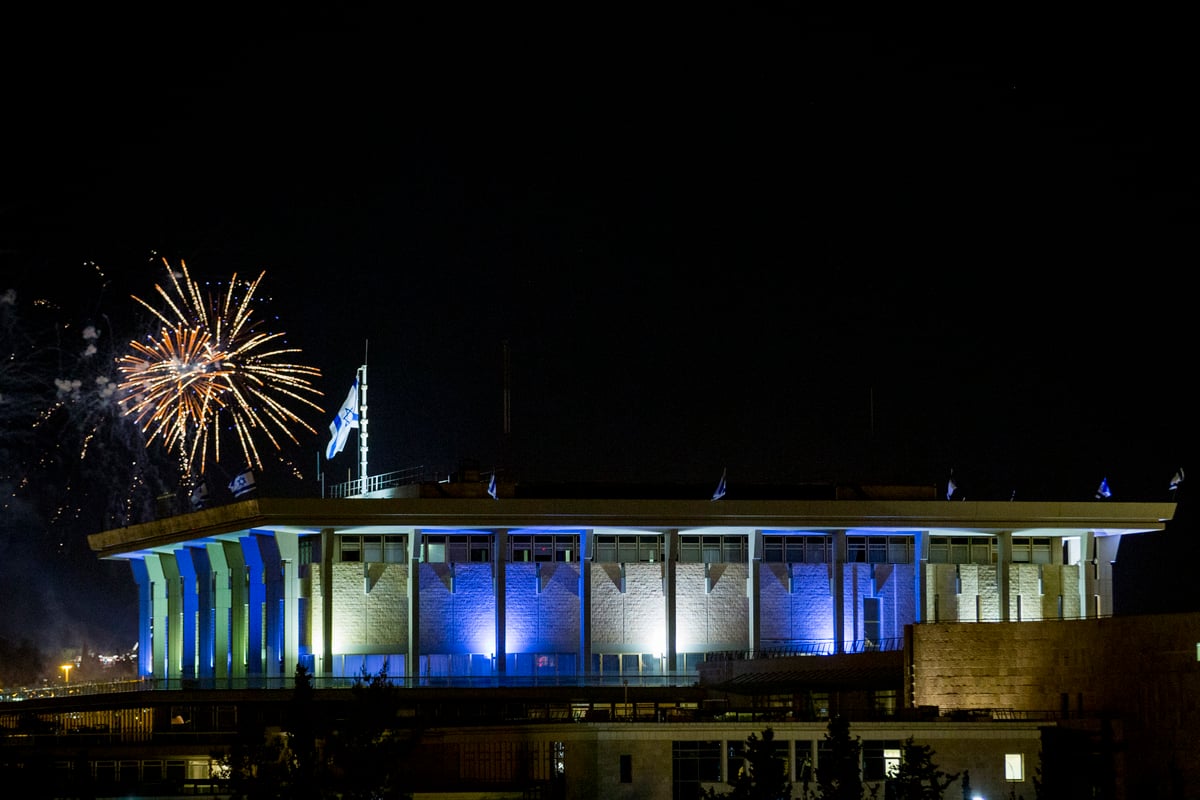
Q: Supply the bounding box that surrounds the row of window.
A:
[669,741,1024,796]
[927,536,1054,565]
[321,534,1056,566]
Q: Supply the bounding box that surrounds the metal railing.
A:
[327,466,428,498]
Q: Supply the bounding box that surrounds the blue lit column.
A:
[187,546,216,682]
[913,531,928,623]
[175,548,200,681]
[832,530,845,653]
[129,559,153,679]
[579,530,592,675]
[494,529,507,677]
[240,535,266,681]
[408,529,422,682]
[319,530,334,679]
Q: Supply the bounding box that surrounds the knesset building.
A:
[87,478,1173,687]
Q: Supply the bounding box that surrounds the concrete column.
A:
[663,529,677,674]
[175,548,199,681]
[408,529,422,682]
[494,529,508,677]
[913,531,928,623]
[161,553,183,681]
[320,530,334,679]
[579,530,592,675]
[129,560,154,679]
[188,546,215,682]
[996,531,1012,622]
[832,530,845,653]
[747,529,762,656]
[240,535,266,680]
[221,542,248,682]
[1082,530,1097,618]
[276,532,300,679]
[144,555,170,681]
[206,543,231,684]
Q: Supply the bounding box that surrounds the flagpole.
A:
[358,343,369,488]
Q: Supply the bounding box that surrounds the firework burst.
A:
[118,258,324,479]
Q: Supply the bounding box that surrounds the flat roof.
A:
[88,496,1177,561]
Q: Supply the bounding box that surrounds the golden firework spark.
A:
[117,258,324,478]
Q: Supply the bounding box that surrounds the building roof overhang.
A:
[87,496,1177,561]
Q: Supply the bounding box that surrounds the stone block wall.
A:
[420,562,496,654]
[590,562,666,652]
[759,562,834,643]
[325,561,409,651]
[505,562,581,653]
[910,612,1200,799]
[676,562,749,651]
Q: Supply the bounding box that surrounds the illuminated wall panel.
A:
[504,562,580,654]
[675,562,749,652]
[590,562,666,653]
[758,562,835,644]
[420,562,495,655]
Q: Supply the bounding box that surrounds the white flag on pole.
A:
[326,378,360,460]
[488,472,498,499]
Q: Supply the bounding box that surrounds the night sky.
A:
[1,14,1193,654]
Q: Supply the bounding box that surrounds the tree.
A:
[705,727,793,800]
[813,716,866,800]
[886,737,959,800]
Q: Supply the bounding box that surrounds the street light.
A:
[60,664,73,684]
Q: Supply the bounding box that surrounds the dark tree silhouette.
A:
[885,737,959,799]
[703,727,792,800]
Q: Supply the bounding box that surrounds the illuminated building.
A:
[36,474,1178,798]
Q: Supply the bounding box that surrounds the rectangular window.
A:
[1032,537,1051,564]
[423,534,492,563]
[863,740,902,781]
[673,740,722,799]
[867,537,887,563]
[680,535,747,563]
[762,534,831,563]
[847,536,867,563]
[863,597,881,647]
[340,537,361,562]
[888,536,913,563]
[596,536,617,562]
[620,754,633,783]
[509,534,577,562]
[1005,753,1024,781]
[931,536,996,564]
[362,535,382,563]
[608,535,661,563]
[339,534,407,563]
[383,535,406,562]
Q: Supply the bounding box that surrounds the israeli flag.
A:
[1095,477,1112,499]
[711,468,727,501]
[229,469,256,498]
[488,472,498,499]
[326,378,360,460]
[946,477,957,500]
